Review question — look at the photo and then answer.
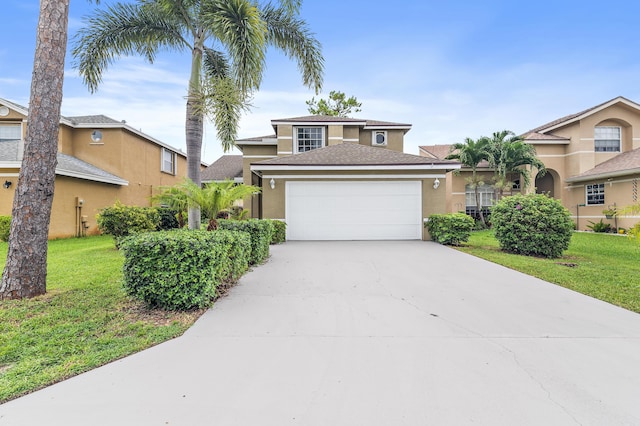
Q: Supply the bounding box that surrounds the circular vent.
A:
[0,106,9,116]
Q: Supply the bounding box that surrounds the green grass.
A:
[0,236,203,403]
[457,230,640,313]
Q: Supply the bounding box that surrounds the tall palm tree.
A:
[486,130,546,199]
[446,137,491,226]
[72,0,324,228]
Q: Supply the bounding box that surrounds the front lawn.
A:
[456,231,640,313]
[0,236,204,403]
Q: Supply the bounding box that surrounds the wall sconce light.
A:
[3,180,12,189]
[269,178,275,190]
[433,178,440,190]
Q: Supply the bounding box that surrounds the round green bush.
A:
[491,194,573,258]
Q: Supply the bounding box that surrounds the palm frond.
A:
[261,4,323,93]
[72,2,188,93]
[203,47,230,78]
[204,0,267,93]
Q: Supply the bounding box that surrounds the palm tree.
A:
[72,0,324,229]
[486,130,546,199]
[446,137,490,226]
[164,179,260,230]
[151,185,190,228]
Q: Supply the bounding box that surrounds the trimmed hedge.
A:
[425,213,475,246]
[0,215,10,242]
[120,230,251,310]
[157,207,182,230]
[218,219,274,264]
[97,202,160,245]
[491,193,573,258]
[270,220,286,244]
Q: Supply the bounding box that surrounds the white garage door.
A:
[286,181,422,240]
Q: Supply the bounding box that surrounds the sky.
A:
[2,0,640,164]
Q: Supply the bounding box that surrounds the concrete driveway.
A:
[2,241,640,425]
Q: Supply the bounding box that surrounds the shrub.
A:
[425,213,475,246]
[270,220,287,244]
[96,202,160,245]
[157,207,182,230]
[587,219,612,233]
[218,219,274,264]
[491,194,573,258]
[120,230,250,310]
[0,215,11,242]
[629,222,640,243]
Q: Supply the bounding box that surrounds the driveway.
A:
[2,241,640,425]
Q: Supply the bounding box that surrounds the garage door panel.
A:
[286,181,422,240]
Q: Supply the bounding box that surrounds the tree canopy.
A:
[306,90,361,117]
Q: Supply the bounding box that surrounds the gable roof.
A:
[525,96,640,135]
[419,144,453,160]
[270,115,412,130]
[202,155,243,182]
[0,140,128,186]
[251,143,459,171]
[0,97,188,159]
[566,147,640,183]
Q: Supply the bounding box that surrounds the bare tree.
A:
[0,0,70,299]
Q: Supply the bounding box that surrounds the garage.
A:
[285,181,422,240]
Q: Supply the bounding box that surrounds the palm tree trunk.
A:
[186,43,204,229]
[474,186,485,226]
[0,0,69,300]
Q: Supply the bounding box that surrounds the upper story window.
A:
[161,148,176,174]
[0,124,21,141]
[594,126,620,152]
[586,183,605,205]
[372,131,387,146]
[296,127,324,153]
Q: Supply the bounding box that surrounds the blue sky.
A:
[2,0,640,163]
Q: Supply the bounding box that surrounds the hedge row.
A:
[121,230,251,310]
[218,219,274,264]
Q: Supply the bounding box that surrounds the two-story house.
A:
[233,115,460,240]
[420,96,640,230]
[0,97,190,238]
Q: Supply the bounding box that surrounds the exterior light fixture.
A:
[3,180,11,189]
[269,178,275,190]
[433,178,440,190]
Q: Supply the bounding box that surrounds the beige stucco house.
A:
[420,96,640,231]
[0,97,190,238]
[233,115,459,240]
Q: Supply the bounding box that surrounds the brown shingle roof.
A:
[201,155,243,181]
[419,144,453,159]
[567,148,640,182]
[236,134,276,142]
[67,115,122,125]
[271,115,411,128]
[522,132,569,141]
[252,143,459,167]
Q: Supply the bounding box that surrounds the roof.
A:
[566,147,640,182]
[0,140,128,186]
[0,97,188,159]
[419,144,453,160]
[251,143,459,170]
[270,115,412,129]
[202,155,243,182]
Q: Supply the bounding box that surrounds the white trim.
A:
[278,136,293,140]
[566,167,640,183]
[261,174,446,179]
[56,169,129,186]
[633,138,640,141]
[252,164,460,171]
[0,173,19,177]
[527,140,570,145]
[235,141,278,146]
[364,125,412,130]
[343,138,359,142]
[452,192,466,195]
[274,120,367,126]
[0,161,21,168]
[539,97,640,133]
[278,151,293,155]
[243,155,277,159]
[328,136,343,140]
[537,150,602,158]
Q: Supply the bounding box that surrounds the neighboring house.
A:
[234,115,460,240]
[0,97,190,238]
[420,96,640,230]
[201,155,243,183]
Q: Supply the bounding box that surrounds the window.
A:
[0,124,21,141]
[465,184,495,207]
[586,183,604,205]
[161,148,176,174]
[594,126,620,152]
[296,127,324,153]
[372,131,387,146]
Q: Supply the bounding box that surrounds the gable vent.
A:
[372,131,387,146]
